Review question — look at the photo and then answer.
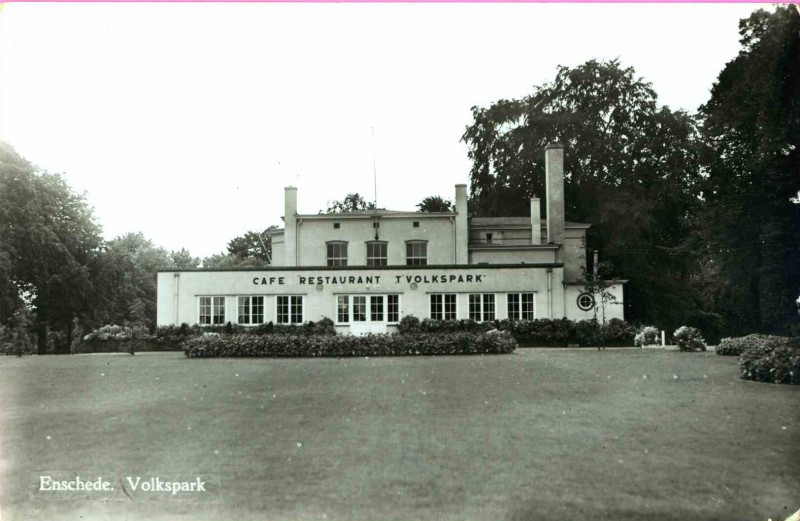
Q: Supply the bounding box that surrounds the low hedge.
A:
[716,334,797,356]
[739,336,800,385]
[156,318,336,345]
[183,330,518,358]
[397,316,636,347]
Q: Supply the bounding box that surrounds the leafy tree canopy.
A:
[323,193,377,213]
[226,226,278,265]
[417,196,454,212]
[698,6,800,335]
[0,142,104,351]
[461,59,702,327]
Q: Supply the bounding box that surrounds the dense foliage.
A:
[417,196,454,212]
[323,193,377,213]
[183,330,518,358]
[462,59,702,331]
[717,334,800,357]
[398,316,637,347]
[697,6,800,336]
[673,326,707,352]
[156,318,337,346]
[739,336,800,385]
[634,326,660,347]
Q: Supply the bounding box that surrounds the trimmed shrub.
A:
[599,318,638,346]
[397,315,421,334]
[184,331,518,358]
[634,326,660,347]
[155,318,337,345]
[738,336,800,385]
[716,334,795,356]
[398,316,637,347]
[673,326,707,352]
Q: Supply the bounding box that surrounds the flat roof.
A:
[157,263,565,273]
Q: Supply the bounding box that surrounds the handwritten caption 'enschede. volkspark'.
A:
[33,473,221,502]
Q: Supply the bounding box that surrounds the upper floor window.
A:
[199,296,225,325]
[327,241,348,267]
[507,293,535,321]
[406,241,427,266]
[366,242,388,267]
[237,296,264,325]
[486,233,493,244]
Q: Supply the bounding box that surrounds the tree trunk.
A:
[36,321,48,355]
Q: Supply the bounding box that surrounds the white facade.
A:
[157,145,625,332]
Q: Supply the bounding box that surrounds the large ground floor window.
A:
[469,293,496,322]
[430,294,457,321]
[277,295,303,324]
[237,296,265,325]
[507,293,535,320]
[199,296,226,325]
[336,295,400,324]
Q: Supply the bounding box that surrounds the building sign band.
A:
[253,273,487,287]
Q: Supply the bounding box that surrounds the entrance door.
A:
[349,295,388,336]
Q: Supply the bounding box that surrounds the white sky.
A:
[0,3,766,258]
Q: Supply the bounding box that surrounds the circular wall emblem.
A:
[577,292,595,311]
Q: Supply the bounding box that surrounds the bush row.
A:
[183,330,518,358]
[155,318,336,345]
[716,334,798,356]
[397,316,637,347]
[738,336,800,385]
[83,324,153,343]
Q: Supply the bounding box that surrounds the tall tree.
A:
[461,60,702,328]
[169,248,200,270]
[0,143,104,352]
[417,196,454,212]
[323,193,376,213]
[91,233,171,329]
[698,6,800,335]
[226,226,277,265]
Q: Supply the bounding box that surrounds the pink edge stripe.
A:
[0,0,786,3]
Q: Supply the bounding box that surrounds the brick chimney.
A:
[545,144,565,246]
[455,184,469,264]
[284,186,297,266]
[530,196,541,245]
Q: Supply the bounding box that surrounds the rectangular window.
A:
[366,242,387,267]
[237,296,264,325]
[370,295,384,321]
[337,295,349,323]
[277,296,303,324]
[327,242,348,267]
[406,242,427,266]
[469,294,495,321]
[387,295,400,323]
[507,293,535,320]
[199,296,225,325]
[353,296,367,322]
[444,294,456,320]
[430,294,456,320]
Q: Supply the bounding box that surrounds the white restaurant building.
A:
[156,145,625,334]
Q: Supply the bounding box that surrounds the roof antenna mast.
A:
[372,126,378,209]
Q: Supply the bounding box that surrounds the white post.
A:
[661,330,666,347]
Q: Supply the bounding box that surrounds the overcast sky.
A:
[1,3,766,258]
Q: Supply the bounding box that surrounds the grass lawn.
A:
[1,349,798,521]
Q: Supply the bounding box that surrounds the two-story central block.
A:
[157,145,625,333]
